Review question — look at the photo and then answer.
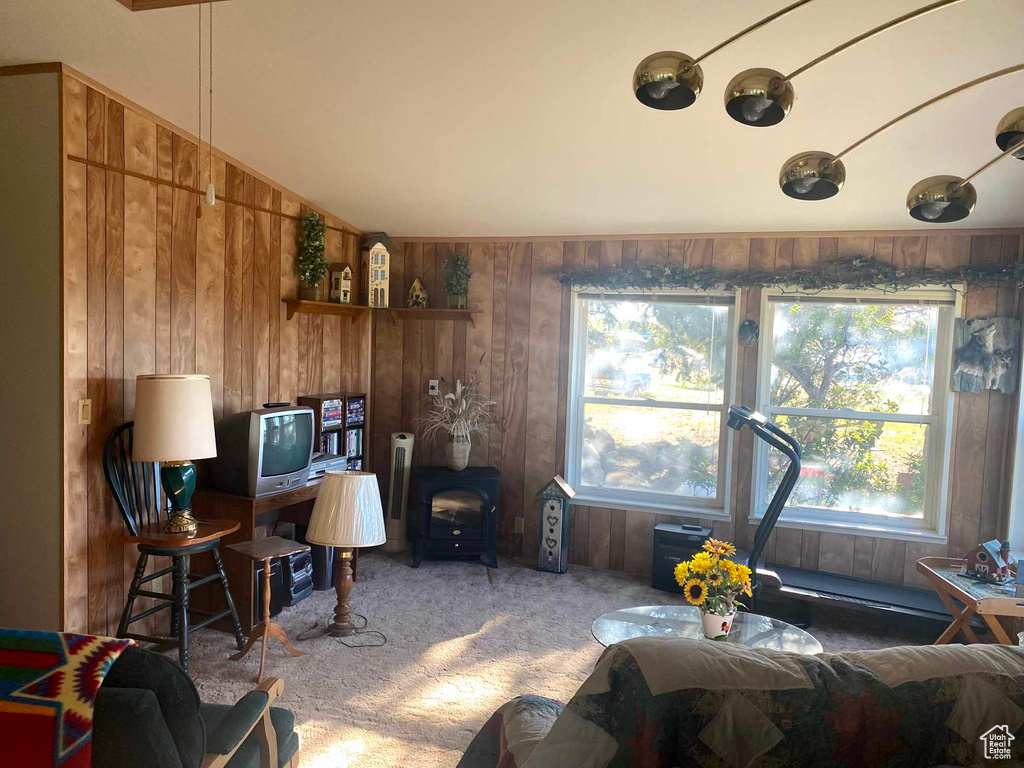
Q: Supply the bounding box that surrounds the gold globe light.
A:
[779,151,846,200]
[633,52,703,111]
[995,107,1024,158]
[906,175,976,223]
[724,68,794,127]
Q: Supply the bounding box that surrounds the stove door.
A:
[430,489,485,540]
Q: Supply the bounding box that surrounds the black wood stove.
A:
[410,466,500,568]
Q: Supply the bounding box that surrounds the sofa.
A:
[458,637,1024,767]
[93,646,300,768]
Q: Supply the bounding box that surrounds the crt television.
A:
[208,406,315,497]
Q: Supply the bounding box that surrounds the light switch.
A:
[514,517,525,534]
[78,399,92,425]
[428,379,439,396]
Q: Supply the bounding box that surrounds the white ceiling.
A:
[3,0,1023,237]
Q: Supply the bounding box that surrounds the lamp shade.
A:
[306,471,386,548]
[132,374,217,462]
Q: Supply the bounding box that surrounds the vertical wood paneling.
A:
[61,73,366,633]
[501,243,532,554]
[466,243,494,466]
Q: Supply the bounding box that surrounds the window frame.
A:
[751,285,960,541]
[564,288,739,518]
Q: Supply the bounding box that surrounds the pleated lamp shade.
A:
[133,374,217,462]
[306,471,386,548]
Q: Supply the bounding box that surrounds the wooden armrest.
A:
[201,679,286,768]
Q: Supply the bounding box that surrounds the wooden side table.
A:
[228,536,311,681]
[917,556,1024,645]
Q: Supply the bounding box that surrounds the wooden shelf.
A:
[282,300,477,326]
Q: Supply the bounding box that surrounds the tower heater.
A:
[383,432,414,553]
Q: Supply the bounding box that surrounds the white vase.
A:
[446,435,471,471]
[701,608,736,640]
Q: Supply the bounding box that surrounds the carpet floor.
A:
[189,552,941,768]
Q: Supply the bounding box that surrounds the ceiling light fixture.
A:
[778,64,1024,201]
[907,135,1024,223]
[725,0,965,127]
[995,107,1024,158]
[632,0,816,111]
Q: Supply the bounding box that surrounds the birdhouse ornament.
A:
[537,475,576,574]
[407,277,429,308]
[328,263,353,304]
[360,233,390,308]
[961,539,1015,584]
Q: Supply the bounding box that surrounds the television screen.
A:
[261,413,313,477]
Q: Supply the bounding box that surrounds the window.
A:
[754,287,958,537]
[565,291,736,516]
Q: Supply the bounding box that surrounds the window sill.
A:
[749,514,947,544]
[570,492,729,520]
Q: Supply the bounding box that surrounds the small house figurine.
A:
[537,475,576,574]
[407,277,429,308]
[360,233,390,308]
[961,539,1015,584]
[328,263,353,304]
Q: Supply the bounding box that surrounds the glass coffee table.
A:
[592,605,822,654]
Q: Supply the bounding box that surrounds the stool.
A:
[228,537,311,681]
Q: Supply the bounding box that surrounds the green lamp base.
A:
[160,460,198,536]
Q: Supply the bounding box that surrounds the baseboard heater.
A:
[764,565,954,624]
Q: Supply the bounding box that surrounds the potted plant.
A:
[420,377,493,471]
[297,211,328,301]
[674,539,753,640]
[443,252,471,310]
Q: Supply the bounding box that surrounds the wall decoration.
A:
[952,318,1021,394]
[738,319,760,347]
[960,539,1014,584]
[556,255,1024,295]
[360,233,390,308]
[407,277,429,308]
[328,263,353,304]
[443,252,471,310]
[297,211,328,300]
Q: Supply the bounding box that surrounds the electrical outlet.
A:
[514,517,525,534]
[428,379,439,396]
[78,399,92,425]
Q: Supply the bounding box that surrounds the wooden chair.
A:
[103,421,246,672]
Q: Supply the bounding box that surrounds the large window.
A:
[754,287,957,536]
[565,291,736,515]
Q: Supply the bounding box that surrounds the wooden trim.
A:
[58,67,67,632]
[0,63,63,77]
[392,228,1024,244]
[56,63,361,235]
[65,154,359,237]
[117,0,231,10]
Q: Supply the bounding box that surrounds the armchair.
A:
[94,646,299,768]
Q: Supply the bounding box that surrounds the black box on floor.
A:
[651,523,712,594]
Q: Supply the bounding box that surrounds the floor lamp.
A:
[305,472,386,638]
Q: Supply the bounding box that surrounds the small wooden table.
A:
[228,536,311,682]
[917,556,1024,645]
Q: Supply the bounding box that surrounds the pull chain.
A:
[206,0,216,207]
[196,0,203,218]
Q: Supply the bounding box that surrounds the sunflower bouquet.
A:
[674,539,753,638]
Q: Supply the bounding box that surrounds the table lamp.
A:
[132,374,217,535]
[306,471,386,637]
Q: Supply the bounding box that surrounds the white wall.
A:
[0,72,63,630]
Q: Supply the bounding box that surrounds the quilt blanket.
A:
[0,629,133,768]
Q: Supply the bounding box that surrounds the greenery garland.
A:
[297,211,328,287]
[556,256,1024,295]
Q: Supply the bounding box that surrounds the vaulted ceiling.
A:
[4,0,1023,236]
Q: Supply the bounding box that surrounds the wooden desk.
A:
[192,480,322,632]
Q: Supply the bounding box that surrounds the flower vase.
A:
[446,435,471,471]
[701,608,736,640]
[447,294,468,310]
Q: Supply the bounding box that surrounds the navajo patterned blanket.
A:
[0,630,133,768]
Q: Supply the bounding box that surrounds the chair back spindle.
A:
[103,422,169,537]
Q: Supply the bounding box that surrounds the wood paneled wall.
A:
[375,233,1022,589]
[61,69,368,636]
